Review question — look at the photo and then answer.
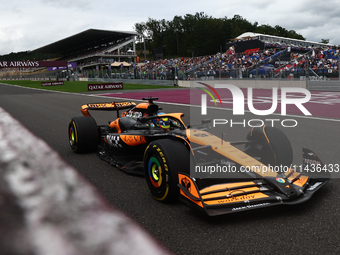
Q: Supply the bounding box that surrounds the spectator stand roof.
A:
[32,29,139,56]
[236,32,330,48]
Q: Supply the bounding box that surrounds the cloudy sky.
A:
[1,0,339,56]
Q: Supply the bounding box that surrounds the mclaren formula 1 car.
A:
[68,97,329,216]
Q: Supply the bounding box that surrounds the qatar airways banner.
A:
[41,81,64,86]
[88,83,123,91]
[0,61,67,68]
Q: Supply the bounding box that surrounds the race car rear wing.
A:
[80,102,136,117]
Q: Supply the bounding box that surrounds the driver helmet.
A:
[153,112,170,129]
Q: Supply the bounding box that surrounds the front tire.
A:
[69,116,98,153]
[144,139,189,203]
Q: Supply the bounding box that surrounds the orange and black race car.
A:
[68,97,330,216]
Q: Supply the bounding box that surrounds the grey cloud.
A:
[1,0,339,55]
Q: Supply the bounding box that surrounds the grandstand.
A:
[32,29,139,73]
[1,29,338,82]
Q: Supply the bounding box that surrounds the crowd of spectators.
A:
[304,47,338,72]
[1,37,339,80]
[136,47,285,79]
[62,35,339,78]
[0,67,37,75]
[136,44,339,79]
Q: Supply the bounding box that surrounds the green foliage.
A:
[134,13,306,58]
[320,39,329,44]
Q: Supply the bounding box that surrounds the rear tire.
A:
[69,116,98,153]
[144,139,189,203]
[245,126,293,167]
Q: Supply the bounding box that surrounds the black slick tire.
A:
[69,116,98,153]
[144,139,189,203]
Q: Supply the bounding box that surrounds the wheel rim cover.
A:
[69,127,75,145]
[148,157,162,188]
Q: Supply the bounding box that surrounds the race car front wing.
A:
[178,148,330,216]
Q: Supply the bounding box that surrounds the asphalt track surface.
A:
[1,83,340,255]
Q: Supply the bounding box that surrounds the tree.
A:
[133,13,306,58]
[255,24,276,35]
[286,30,305,40]
[320,39,329,44]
